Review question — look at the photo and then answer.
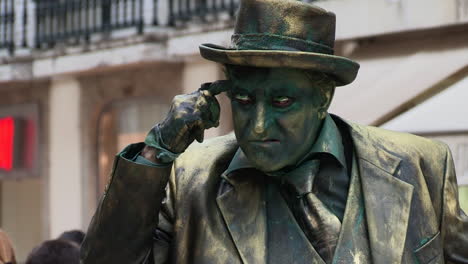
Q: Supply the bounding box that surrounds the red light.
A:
[0,117,14,171]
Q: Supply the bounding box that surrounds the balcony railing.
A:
[34,0,145,48]
[0,0,240,55]
[0,0,17,53]
[168,0,237,26]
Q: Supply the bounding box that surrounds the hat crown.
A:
[233,0,336,53]
[198,0,360,86]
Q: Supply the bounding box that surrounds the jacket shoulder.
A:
[171,133,238,193]
[349,122,450,160]
[348,122,452,210]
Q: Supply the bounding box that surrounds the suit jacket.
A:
[81,120,468,264]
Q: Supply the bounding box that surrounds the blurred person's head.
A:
[0,230,16,264]
[57,230,85,247]
[25,239,79,264]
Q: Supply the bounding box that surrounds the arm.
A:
[442,146,468,263]
[81,82,230,264]
[81,143,172,264]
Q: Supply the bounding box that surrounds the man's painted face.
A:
[228,67,335,173]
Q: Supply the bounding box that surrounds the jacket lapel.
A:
[333,155,372,264]
[214,120,414,264]
[216,170,267,264]
[349,122,414,264]
[266,183,326,264]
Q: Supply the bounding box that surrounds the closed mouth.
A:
[249,139,280,143]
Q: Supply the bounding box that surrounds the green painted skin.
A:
[149,81,229,155]
[227,66,334,173]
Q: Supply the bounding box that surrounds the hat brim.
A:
[199,43,359,86]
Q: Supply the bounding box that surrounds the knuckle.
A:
[195,119,204,126]
[201,90,211,97]
[173,109,188,120]
[192,108,201,115]
[173,95,183,102]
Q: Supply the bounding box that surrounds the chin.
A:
[240,144,291,172]
[249,157,286,173]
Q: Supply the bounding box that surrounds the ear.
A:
[319,86,335,115]
[222,64,230,79]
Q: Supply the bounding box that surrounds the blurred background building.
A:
[0,0,466,261]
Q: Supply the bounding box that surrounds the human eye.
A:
[272,96,294,108]
[234,93,253,105]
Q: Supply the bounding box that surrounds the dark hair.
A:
[58,230,86,246]
[223,64,336,110]
[25,240,80,264]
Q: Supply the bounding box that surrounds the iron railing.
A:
[34,0,145,48]
[168,0,238,26]
[0,0,15,53]
[0,0,242,54]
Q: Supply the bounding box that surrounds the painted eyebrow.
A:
[231,85,253,94]
[268,85,298,96]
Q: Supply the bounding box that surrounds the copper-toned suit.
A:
[81,120,468,264]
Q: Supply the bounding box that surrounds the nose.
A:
[253,103,267,135]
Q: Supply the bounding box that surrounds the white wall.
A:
[1,178,43,262]
[382,75,468,133]
[316,0,468,40]
[329,32,468,125]
[48,76,83,238]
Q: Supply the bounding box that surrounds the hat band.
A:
[231,33,334,55]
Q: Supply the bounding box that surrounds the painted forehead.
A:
[226,66,334,93]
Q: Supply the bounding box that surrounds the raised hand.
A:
[142,81,230,163]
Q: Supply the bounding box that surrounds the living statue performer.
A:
[81,0,468,263]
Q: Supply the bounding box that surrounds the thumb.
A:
[193,127,205,143]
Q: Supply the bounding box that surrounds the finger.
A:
[196,93,220,129]
[172,122,192,153]
[199,80,231,96]
[190,120,205,143]
[193,128,204,143]
[207,98,220,128]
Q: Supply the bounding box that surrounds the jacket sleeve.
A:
[442,146,468,263]
[81,143,173,264]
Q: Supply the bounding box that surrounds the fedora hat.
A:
[199,0,359,86]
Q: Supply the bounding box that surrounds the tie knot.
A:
[282,159,320,197]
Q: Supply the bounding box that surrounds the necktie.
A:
[281,159,342,264]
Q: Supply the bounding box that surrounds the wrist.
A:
[140,145,161,164]
[144,124,180,163]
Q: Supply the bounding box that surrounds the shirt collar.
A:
[224,114,346,178]
[224,147,252,177]
[307,113,346,168]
